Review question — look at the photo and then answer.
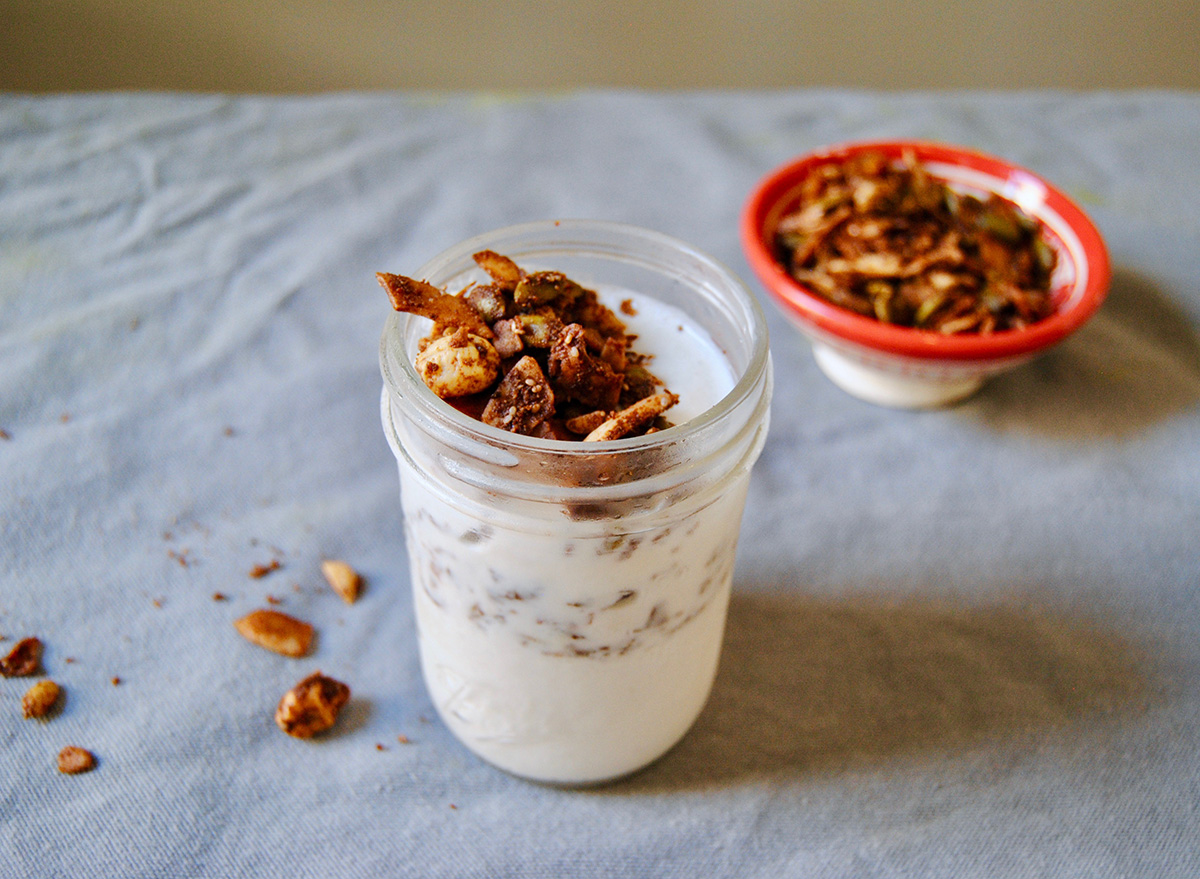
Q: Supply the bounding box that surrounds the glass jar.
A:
[380,220,772,784]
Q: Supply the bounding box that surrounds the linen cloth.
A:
[1,91,1198,878]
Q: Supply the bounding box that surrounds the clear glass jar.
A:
[380,220,772,784]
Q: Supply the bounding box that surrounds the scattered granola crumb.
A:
[111,676,121,686]
[619,298,637,316]
[212,592,228,602]
[321,560,362,604]
[22,680,61,718]
[58,746,96,774]
[375,743,386,751]
[223,426,235,437]
[1,637,43,677]
[275,671,350,738]
[249,560,281,579]
[152,598,163,609]
[60,413,70,424]
[167,549,190,567]
[234,609,314,657]
[64,656,76,664]
[0,428,10,440]
[396,734,411,745]
[266,594,282,605]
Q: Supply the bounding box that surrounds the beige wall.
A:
[3,0,1199,92]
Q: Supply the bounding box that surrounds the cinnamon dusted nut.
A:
[584,391,680,442]
[481,355,555,435]
[565,409,611,436]
[275,671,351,738]
[22,679,61,718]
[234,610,314,658]
[472,250,522,288]
[57,746,96,774]
[414,328,500,399]
[0,637,42,677]
[321,559,362,604]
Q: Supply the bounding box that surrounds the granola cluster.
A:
[774,150,1058,334]
[379,251,677,441]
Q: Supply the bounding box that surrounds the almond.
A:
[58,746,96,774]
[22,679,61,718]
[321,560,362,604]
[234,609,313,657]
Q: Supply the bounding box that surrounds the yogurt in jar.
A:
[380,221,772,784]
[389,291,742,783]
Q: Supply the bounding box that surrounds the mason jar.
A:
[380,220,772,784]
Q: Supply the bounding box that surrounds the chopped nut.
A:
[321,559,362,604]
[22,679,61,718]
[548,323,623,411]
[464,283,510,323]
[414,328,501,398]
[234,609,314,657]
[584,391,680,442]
[275,671,351,738]
[565,409,611,435]
[1,637,42,677]
[57,746,96,774]
[473,249,522,288]
[481,355,556,435]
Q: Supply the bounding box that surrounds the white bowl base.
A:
[812,344,985,409]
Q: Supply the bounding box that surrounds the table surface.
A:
[2,90,1198,878]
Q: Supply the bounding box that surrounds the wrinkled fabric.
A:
[1,91,1198,878]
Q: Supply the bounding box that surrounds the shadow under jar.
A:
[380,220,772,784]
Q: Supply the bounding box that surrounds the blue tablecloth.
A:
[2,91,1198,877]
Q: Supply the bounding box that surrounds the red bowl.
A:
[740,140,1111,406]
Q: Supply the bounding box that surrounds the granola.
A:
[1,637,42,677]
[774,150,1058,334]
[379,252,678,441]
[275,671,351,738]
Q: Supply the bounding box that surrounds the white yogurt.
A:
[595,287,736,424]
[401,464,749,783]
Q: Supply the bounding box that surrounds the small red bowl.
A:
[741,140,1110,407]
